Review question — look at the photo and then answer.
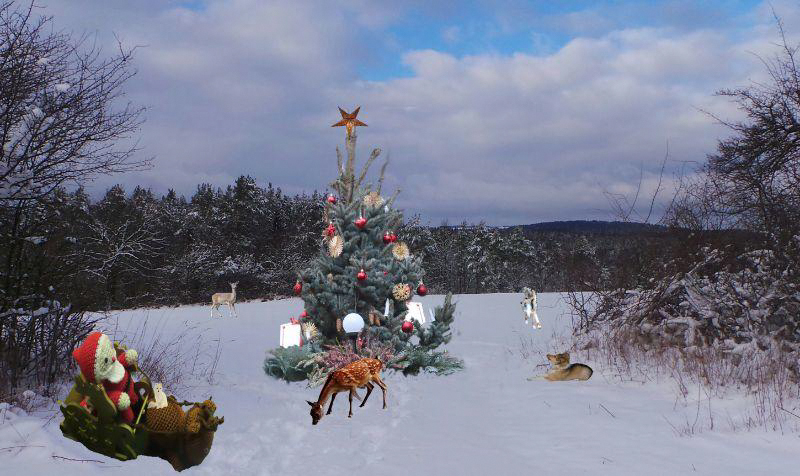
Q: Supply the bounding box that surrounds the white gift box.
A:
[280,323,303,348]
[405,301,426,325]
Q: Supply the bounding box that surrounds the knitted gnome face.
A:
[72,332,126,384]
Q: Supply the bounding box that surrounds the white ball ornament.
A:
[342,312,365,333]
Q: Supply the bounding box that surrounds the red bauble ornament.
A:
[389,232,397,243]
[357,269,367,281]
[355,216,367,229]
[417,282,428,296]
[401,321,414,333]
[383,232,392,244]
[384,271,388,275]
[301,310,308,318]
[326,223,335,237]
[327,195,337,204]
[293,281,302,295]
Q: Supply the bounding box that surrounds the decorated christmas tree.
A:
[264,107,462,382]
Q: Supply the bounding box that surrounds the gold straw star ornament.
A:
[331,106,367,138]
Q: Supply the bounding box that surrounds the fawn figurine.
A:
[307,358,387,425]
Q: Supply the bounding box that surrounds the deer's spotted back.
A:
[333,360,370,386]
[333,358,381,386]
[363,358,383,374]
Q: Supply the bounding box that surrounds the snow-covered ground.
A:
[1,293,798,475]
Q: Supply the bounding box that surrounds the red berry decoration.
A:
[357,269,367,281]
[327,195,337,204]
[326,223,335,237]
[383,232,392,244]
[355,216,367,229]
[293,281,302,295]
[390,232,397,243]
[417,282,428,296]
[301,310,308,318]
[401,321,414,333]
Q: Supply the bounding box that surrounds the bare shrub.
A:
[568,308,800,433]
[99,312,221,395]
[0,294,97,401]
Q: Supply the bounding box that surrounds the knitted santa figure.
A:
[72,332,139,423]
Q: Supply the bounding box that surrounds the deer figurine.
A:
[211,282,238,318]
[307,358,387,425]
[521,287,542,328]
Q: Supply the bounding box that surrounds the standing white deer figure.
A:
[211,282,238,318]
[521,287,542,329]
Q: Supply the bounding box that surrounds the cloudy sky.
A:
[32,0,800,225]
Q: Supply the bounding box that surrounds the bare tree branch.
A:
[377,153,389,195]
[354,147,381,191]
[644,143,669,224]
[0,1,149,205]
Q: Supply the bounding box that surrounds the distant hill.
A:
[517,220,666,234]
[438,220,667,235]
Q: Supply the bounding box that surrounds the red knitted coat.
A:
[102,349,138,423]
[72,332,139,423]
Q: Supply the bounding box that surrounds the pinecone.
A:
[185,406,203,433]
[202,399,217,414]
[328,235,344,257]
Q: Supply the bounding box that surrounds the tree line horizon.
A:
[7,174,696,313]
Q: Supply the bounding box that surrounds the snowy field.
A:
[1,293,798,475]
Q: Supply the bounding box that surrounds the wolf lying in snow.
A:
[528,352,593,381]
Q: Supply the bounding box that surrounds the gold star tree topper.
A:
[331,106,367,137]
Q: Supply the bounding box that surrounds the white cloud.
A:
[351,18,795,224]
[31,0,800,225]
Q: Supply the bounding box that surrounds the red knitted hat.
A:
[73,332,124,383]
[73,332,103,382]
